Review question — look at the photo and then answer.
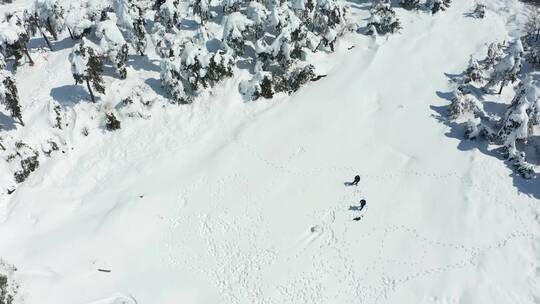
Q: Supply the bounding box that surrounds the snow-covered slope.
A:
[0,0,539,303]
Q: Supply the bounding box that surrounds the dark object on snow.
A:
[105,113,121,131]
[311,75,327,82]
[348,45,355,50]
[6,188,15,195]
[97,269,111,273]
[352,175,360,186]
[359,199,367,211]
[353,216,363,221]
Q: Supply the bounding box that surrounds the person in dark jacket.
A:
[351,175,360,186]
[359,199,367,211]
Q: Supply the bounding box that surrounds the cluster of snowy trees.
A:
[365,0,458,38]
[154,0,352,102]
[445,18,540,178]
[0,53,23,127]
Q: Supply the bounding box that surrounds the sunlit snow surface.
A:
[0,0,539,303]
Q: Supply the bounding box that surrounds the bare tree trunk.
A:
[68,28,75,40]
[23,48,34,65]
[498,80,505,95]
[86,79,96,103]
[37,25,53,51]
[46,17,58,40]
[0,141,5,151]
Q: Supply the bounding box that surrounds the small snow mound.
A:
[87,294,137,304]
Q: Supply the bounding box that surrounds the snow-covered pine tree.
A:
[471,3,486,19]
[428,0,451,14]
[246,1,269,39]
[96,15,130,79]
[222,0,241,13]
[287,64,315,93]
[525,8,540,42]
[497,77,539,178]
[153,0,166,10]
[366,0,401,36]
[191,0,210,24]
[154,0,181,30]
[113,0,133,30]
[63,2,93,39]
[23,10,53,50]
[222,12,254,56]
[0,71,23,126]
[105,112,121,131]
[463,56,483,83]
[34,0,65,40]
[484,42,504,69]
[291,0,315,26]
[131,4,147,56]
[68,42,105,103]
[114,0,148,56]
[485,40,523,94]
[447,88,484,120]
[312,0,347,47]
[399,0,419,10]
[204,51,234,86]
[0,15,34,67]
[160,57,190,104]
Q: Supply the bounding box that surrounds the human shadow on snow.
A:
[431,97,540,200]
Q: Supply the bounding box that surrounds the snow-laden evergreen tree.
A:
[160,57,190,104]
[525,8,540,42]
[463,56,483,83]
[246,1,269,39]
[68,42,105,103]
[131,5,148,56]
[155,0,180,30]
[485,40,523,94]
[114,0,134,29]
[399,0,419,10]
[105,112,121,130]
[523,9,540,68]
[223,0,241,13]
[0,14,33,67]
[191,0,210,24]
[222,12,254,56]
[366,0,401,36]
[485,41,505,68]
[0,55,23,126]
[34,0,64,40]
[447,88,484,120]
[114,0,148,56]
[63,2,93,39]
[428,0,451,14]
[470,3,486,19]
[96,15,130,79]
[239,71,275,100]
[497,76,539,178]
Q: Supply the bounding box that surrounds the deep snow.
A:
[0,0,539,303]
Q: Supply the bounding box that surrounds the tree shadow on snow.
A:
[50,84,91,106]
[0,112,16,131]
[51,37,79,52]
[431,96,540,200]
[127,55,160,72]
[144,78,166,98]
